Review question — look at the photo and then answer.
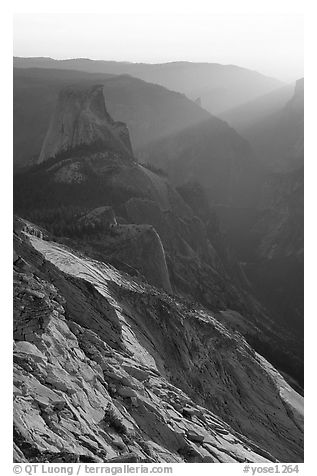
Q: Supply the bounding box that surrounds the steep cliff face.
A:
[123,196,229,302]
[38,84,133,163]
[239,79,304,172]
[75,210,172,293]
[13,224,303,463]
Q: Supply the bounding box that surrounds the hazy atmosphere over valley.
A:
[12,2,304,468]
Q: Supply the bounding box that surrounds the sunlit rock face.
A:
[38,84,133,163]
[13,223,303,463]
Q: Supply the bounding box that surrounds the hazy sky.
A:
[13,12,303,82]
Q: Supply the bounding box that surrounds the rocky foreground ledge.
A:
[13,220,303,463]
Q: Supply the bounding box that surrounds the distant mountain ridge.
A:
[14,56,283,115]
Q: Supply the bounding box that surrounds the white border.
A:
[1,1,311,474]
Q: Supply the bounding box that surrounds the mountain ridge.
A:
[13,57,283,115]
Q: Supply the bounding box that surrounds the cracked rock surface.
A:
[13,225,303,463]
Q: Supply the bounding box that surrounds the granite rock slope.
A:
[13,223,303,463]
